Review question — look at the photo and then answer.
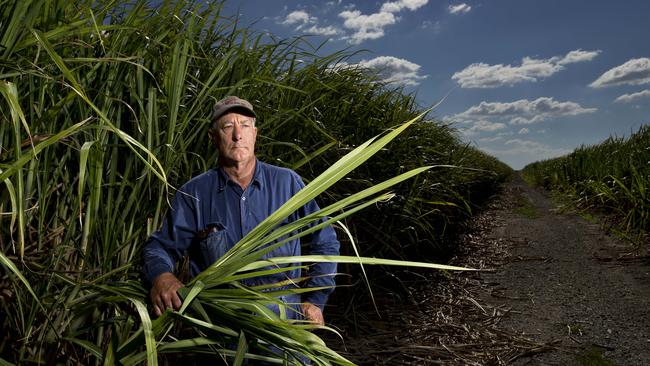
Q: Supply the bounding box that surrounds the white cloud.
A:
[558,49,601,65]
[381,0,428,13]
[305,25,341,36]
[339,0,428,44]
[281,1,428,44]
[509,115,546,125]
[452,59,560,88]
[280,9,341,36]
[357,56,428,86]
[452,97,597,125]
[473,120,507,132]
[479,136,503,142]
[452,49,601,88]
[282,10,312,26]
[459,127,513,138]
[339,10,396,43]
[518,128,529,134]
[461,120,507,136]
[448,3,471,14]
[591,58,650,88]
[614,89,650,103]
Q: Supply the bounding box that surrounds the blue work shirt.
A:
[142,159,339,309]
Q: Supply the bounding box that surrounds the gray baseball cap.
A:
[212,96,256,122]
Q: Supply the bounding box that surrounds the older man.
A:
[142,96,339,325]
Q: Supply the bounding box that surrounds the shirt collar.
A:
[216,158,264,191]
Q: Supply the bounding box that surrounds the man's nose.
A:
[232,123,242,140]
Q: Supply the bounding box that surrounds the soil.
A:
[324,174,650,365]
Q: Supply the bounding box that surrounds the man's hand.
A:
[301,302,324,325]
[150,272,184,316]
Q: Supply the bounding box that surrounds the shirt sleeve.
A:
[292,174,340,310]
[142,188,199,287]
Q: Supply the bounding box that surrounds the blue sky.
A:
[222,0,650,169]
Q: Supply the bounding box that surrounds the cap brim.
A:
[212,105,256,122]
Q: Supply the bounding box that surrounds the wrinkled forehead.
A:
[215,111,256,126]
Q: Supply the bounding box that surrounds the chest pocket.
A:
[197,223,229,270]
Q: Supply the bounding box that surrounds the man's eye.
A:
[221,124,233,130]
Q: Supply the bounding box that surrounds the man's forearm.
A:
[142,240,176,286]
[303,258,338,309]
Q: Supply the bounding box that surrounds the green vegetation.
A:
[514,195,539,219]
[0,0,511,364]
[576,347,618,366]
[521,125,649,244]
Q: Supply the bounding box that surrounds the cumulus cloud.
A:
[452,97,597,125]
[614,89,650,103]
[452,59,560,88]
[461,120,507,136]
[282,10,312,26]
[518,128,529,134]
[479,136,503,142]
[280,1,428,44]
[452,49,601,88]
[280,9,341,36]
[448,3,471,14]
[357,56,428,86]
[339,10,396,43]
[558,49,601,65]
[381,0,428,13]
[339,0,428,44]
[305,25,340,36]
[590,58,650,88]
[509,115,546,125]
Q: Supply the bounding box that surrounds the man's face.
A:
[209,112,257,166]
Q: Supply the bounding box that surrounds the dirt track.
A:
[326,174,650,365]
[479,174,650,365]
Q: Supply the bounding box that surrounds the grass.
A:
[514,195,539,219]
[0,0,512,363]
[576,346,618,366]
[580,212,598,225]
